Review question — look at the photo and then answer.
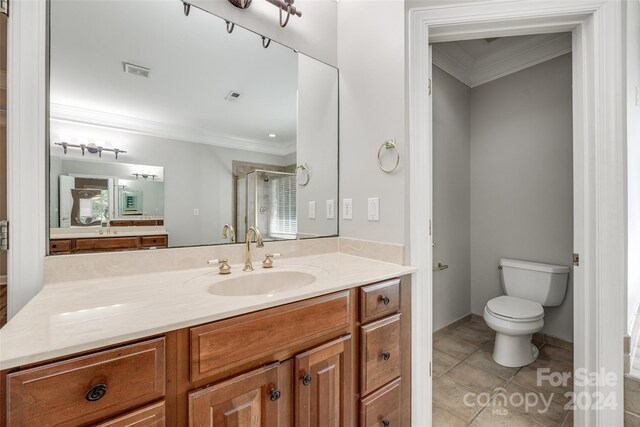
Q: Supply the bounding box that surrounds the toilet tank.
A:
[499,258,570,306]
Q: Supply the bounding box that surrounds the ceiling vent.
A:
[225,91,242,102]
[122,62,150,78]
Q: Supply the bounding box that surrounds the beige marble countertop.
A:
[50,226,168,239]
[0,253,415,370]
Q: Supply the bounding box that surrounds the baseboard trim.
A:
[433,313,472,341]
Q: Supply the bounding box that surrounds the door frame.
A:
[6,0,48,318]
[409,1,625,425]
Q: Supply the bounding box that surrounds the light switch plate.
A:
[368,197,380,221]
[193,208,199,216]
[342,199,353,220]
[326,200,335,219]
[308,201,316,219]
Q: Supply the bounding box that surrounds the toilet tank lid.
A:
[499,258,570,274]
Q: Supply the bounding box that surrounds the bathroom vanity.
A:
[0,253,413,426]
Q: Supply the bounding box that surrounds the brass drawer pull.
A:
[382,352,391,361]
[86,383,107,401]
[379,295,390,305]
[382,420,390,427]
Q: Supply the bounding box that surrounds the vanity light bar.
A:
[55,142,126,160]
[132,173,158,181]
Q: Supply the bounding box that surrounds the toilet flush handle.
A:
[433,262,448,272]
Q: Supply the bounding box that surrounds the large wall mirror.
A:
[48,0,338,254]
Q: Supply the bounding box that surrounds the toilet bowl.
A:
[483,258,570,368]
[483,295,544,367]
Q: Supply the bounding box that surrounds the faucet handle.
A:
[262,253,281,269]
[208,258,232,275]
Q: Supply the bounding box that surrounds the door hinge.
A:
[0,0,8,16]
[428,78,432,95]
[429,361,432,377]
[429,220,432,236]
[573,253,579,267]
[0,220,8,251]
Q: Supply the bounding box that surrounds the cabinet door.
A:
[295,335,352,427]
[188,363,282,427]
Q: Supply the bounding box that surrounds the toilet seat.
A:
[486,296,543,322]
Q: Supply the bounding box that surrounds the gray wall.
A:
[469,54,574,341]
[337,0,406,245]
[50,122,292,247]
[432,66,471,331]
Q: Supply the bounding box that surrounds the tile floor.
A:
[433,317,574,427]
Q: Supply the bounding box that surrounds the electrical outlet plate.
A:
[368,197,380,221]
[342,199,353,220]
[326,200,335,219]
[308,201,316,219]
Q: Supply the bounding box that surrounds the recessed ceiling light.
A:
[268,134,277,138]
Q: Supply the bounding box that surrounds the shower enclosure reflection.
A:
[236,170,297,243]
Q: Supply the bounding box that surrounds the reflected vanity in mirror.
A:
[48,0,338,254]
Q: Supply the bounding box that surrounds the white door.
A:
[59,175,75,227]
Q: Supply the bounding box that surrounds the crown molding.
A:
[432,43,473,86]
[49,103,296,157]
[432,32,572,88]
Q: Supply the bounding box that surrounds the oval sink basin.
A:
[207,271,317,297]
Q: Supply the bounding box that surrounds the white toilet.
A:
[483,258,570,367]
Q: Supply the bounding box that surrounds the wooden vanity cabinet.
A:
[295,335,353,427]
[358,278,410,427]
[188,363,283,427]
[1,276,411,427]
[5,338,165,426]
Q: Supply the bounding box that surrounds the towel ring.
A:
[296,163,310,186]
[378,139,400,173]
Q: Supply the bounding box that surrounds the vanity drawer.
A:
[49,239,72,253]
[94,401,165,427]
[75,236,140,252]
[360,378,401,427]
[359,279,400,324]
[141,235,167,248]
[7,338,166,427]
[360,314,401,396]
[190,291,350,383]
[110,220,134,227]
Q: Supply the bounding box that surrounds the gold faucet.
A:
[243,226,264,271]
[222,224,236,243]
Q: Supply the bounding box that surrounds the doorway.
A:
[408,2,625,426]
[430,37,574,426]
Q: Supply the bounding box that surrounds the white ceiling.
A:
[50,0,298,150]
[433,33,572,88]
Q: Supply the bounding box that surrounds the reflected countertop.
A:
[50,226,168,239]
[0,253,415,370]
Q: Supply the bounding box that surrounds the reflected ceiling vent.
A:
[484,37,500,43]
[122,62,150,78]
[225,91,242,102]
